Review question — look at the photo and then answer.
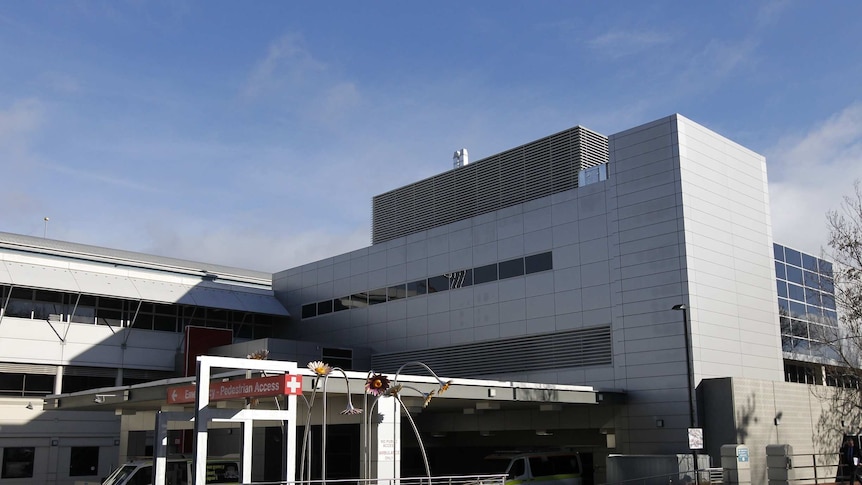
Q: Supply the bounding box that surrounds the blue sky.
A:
[2,1,861,272]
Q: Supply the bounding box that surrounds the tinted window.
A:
[498,258,525,279]
[387,285,406,301]
[334,297,350,312]
[802,253,818,271]
[774,261,786,280]
[773,243,784,261]
[317,300,333,315]
[776,281,788,298]
[301,304,316,319]
[427,275,450,293]
[788,284,805,302]
[368,289,387,305]
[525,252,553,274]
[69,446,99,476]
[786,266,803,284]
[473,264,498,285]
[2,447,35,479]
[446,269,472,289]
[350,292,369,308]
[407,280,427,297]
[785,248,802,267]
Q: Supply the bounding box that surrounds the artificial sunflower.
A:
[307,361,332,376]
[247,349,270,360]
[365,373,391,396]
[423,389,436,407]
[437,380,452,395]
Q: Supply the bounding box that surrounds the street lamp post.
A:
[672,303,698,480]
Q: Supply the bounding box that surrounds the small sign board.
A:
[167,374,302,404]
[688,427,704,450]
[737,448,749,462]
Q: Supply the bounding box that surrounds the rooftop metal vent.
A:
[453,148,469,168]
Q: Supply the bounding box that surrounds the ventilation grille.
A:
[371,325,611,378]
[371,126,609,244]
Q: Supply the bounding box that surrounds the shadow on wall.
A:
[735,393,757,445]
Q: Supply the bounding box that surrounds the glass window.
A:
[803,270,820,288]
[350,292,369,308]
[805,287,822,306]
[823,293,836,311]
[24,374,54,396]
[0,373,24,396]
[788,284,805,302]
[498,258,525,279]
[778,298,789,315]
[322,348,353,370]
[525,252,553,274]
[406,280,427,297]
[802,253,818,271]
[776,281,788,298]
[773,243,784,261]
[820,260,834,277]
[790,319,808,339]
[301,304,316,319]
[317,300,333,315]
[368,289,387,305]
[445,269,472,289]
[387,285,407,301]
[427,275,450,293]
[334,297,350,311]
[786,266,803,284]
[789,300,807,319]
[62,375,114,394]
[784,248,802,267]
[69,446,99,476]
[473,264,498,285]
[774,261,786,280]
[2,446,35,478]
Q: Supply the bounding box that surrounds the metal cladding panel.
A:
[234,292,289,316]
[1,261,80,292]
[129,278,197,305]
[186,286,245,311]
[71,270,142,299]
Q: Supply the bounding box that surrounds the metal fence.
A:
[242,475,508,485]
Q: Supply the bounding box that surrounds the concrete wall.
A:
[701,377,853,484]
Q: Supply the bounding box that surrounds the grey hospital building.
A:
[0,114,850,484]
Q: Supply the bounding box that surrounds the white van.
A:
[502,451,583,485]
[100,458,241,485]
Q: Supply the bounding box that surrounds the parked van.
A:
[501,451,583,485]
[100,457,240,485]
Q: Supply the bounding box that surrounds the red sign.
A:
[167,374,302,404]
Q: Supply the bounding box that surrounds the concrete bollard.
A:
[766,444,794,485]
[721,444,751,485]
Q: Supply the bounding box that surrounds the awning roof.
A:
[0,260,289,316]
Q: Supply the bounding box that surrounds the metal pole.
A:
[674,304,698,480]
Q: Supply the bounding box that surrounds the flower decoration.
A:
[340,400,363,415]
[365,373,391,396]
[247,349,270,360]
[307,361,332,376]
[437,380,452,395]
[387,384,404,396]
[422,389,436,407]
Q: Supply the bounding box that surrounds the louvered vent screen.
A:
[371,126,609,244]
[371,325,611,378]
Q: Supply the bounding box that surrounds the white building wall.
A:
[272,113,784,456]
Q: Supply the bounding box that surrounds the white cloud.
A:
[767,102,862,256]
[242,33,326,100]
[588,29,672,58]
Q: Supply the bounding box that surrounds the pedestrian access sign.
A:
[166,374,302,404]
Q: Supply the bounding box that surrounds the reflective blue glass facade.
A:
[774,243,837,357]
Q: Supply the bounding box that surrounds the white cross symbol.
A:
[286,374,302,395]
